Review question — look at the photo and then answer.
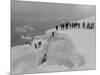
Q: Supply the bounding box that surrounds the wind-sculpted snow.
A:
[11,17,96,74]
[11,16,96,74]
[46,33,85,68]
[11,30,85,74]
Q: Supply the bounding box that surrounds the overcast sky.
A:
[11,0,96,24]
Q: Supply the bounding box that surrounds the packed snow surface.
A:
[11,17,96,74]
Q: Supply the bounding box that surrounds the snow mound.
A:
[11,16,96,74]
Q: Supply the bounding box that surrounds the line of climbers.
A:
[55,22,80,31]
[24,21,80,49]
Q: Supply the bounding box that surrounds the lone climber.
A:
[34,43,37,49]
[38,41,42,48]
[56,25,58,31]
[65,22,69,29]
[52,32,55,37]
[60,23,64,30]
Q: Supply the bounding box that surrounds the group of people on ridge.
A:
[55,22,80,31]
[24,21,80,49]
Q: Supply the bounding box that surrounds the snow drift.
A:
[11,16,96,74]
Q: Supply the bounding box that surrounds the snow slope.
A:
[11,16,96,74]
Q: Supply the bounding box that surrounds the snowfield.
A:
[11,17,96,74]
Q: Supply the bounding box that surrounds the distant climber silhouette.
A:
[91,22,95,29]
[40,53,47,64]
[52,32,55,37]
[38,41,42,48]
[65,22,68,29]
[34,43,37,49]
[82,22,85,28]
[60,23,64,30]
[56,25,58,31]
[73,22,80,29]
[77,23,80,29]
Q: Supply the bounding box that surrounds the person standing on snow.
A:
[38,41,42,48]
[52,32,55,37]
[60,23,64,30]
[34,43,37,49]
[56,25,58,31]
[65,22,69,29]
